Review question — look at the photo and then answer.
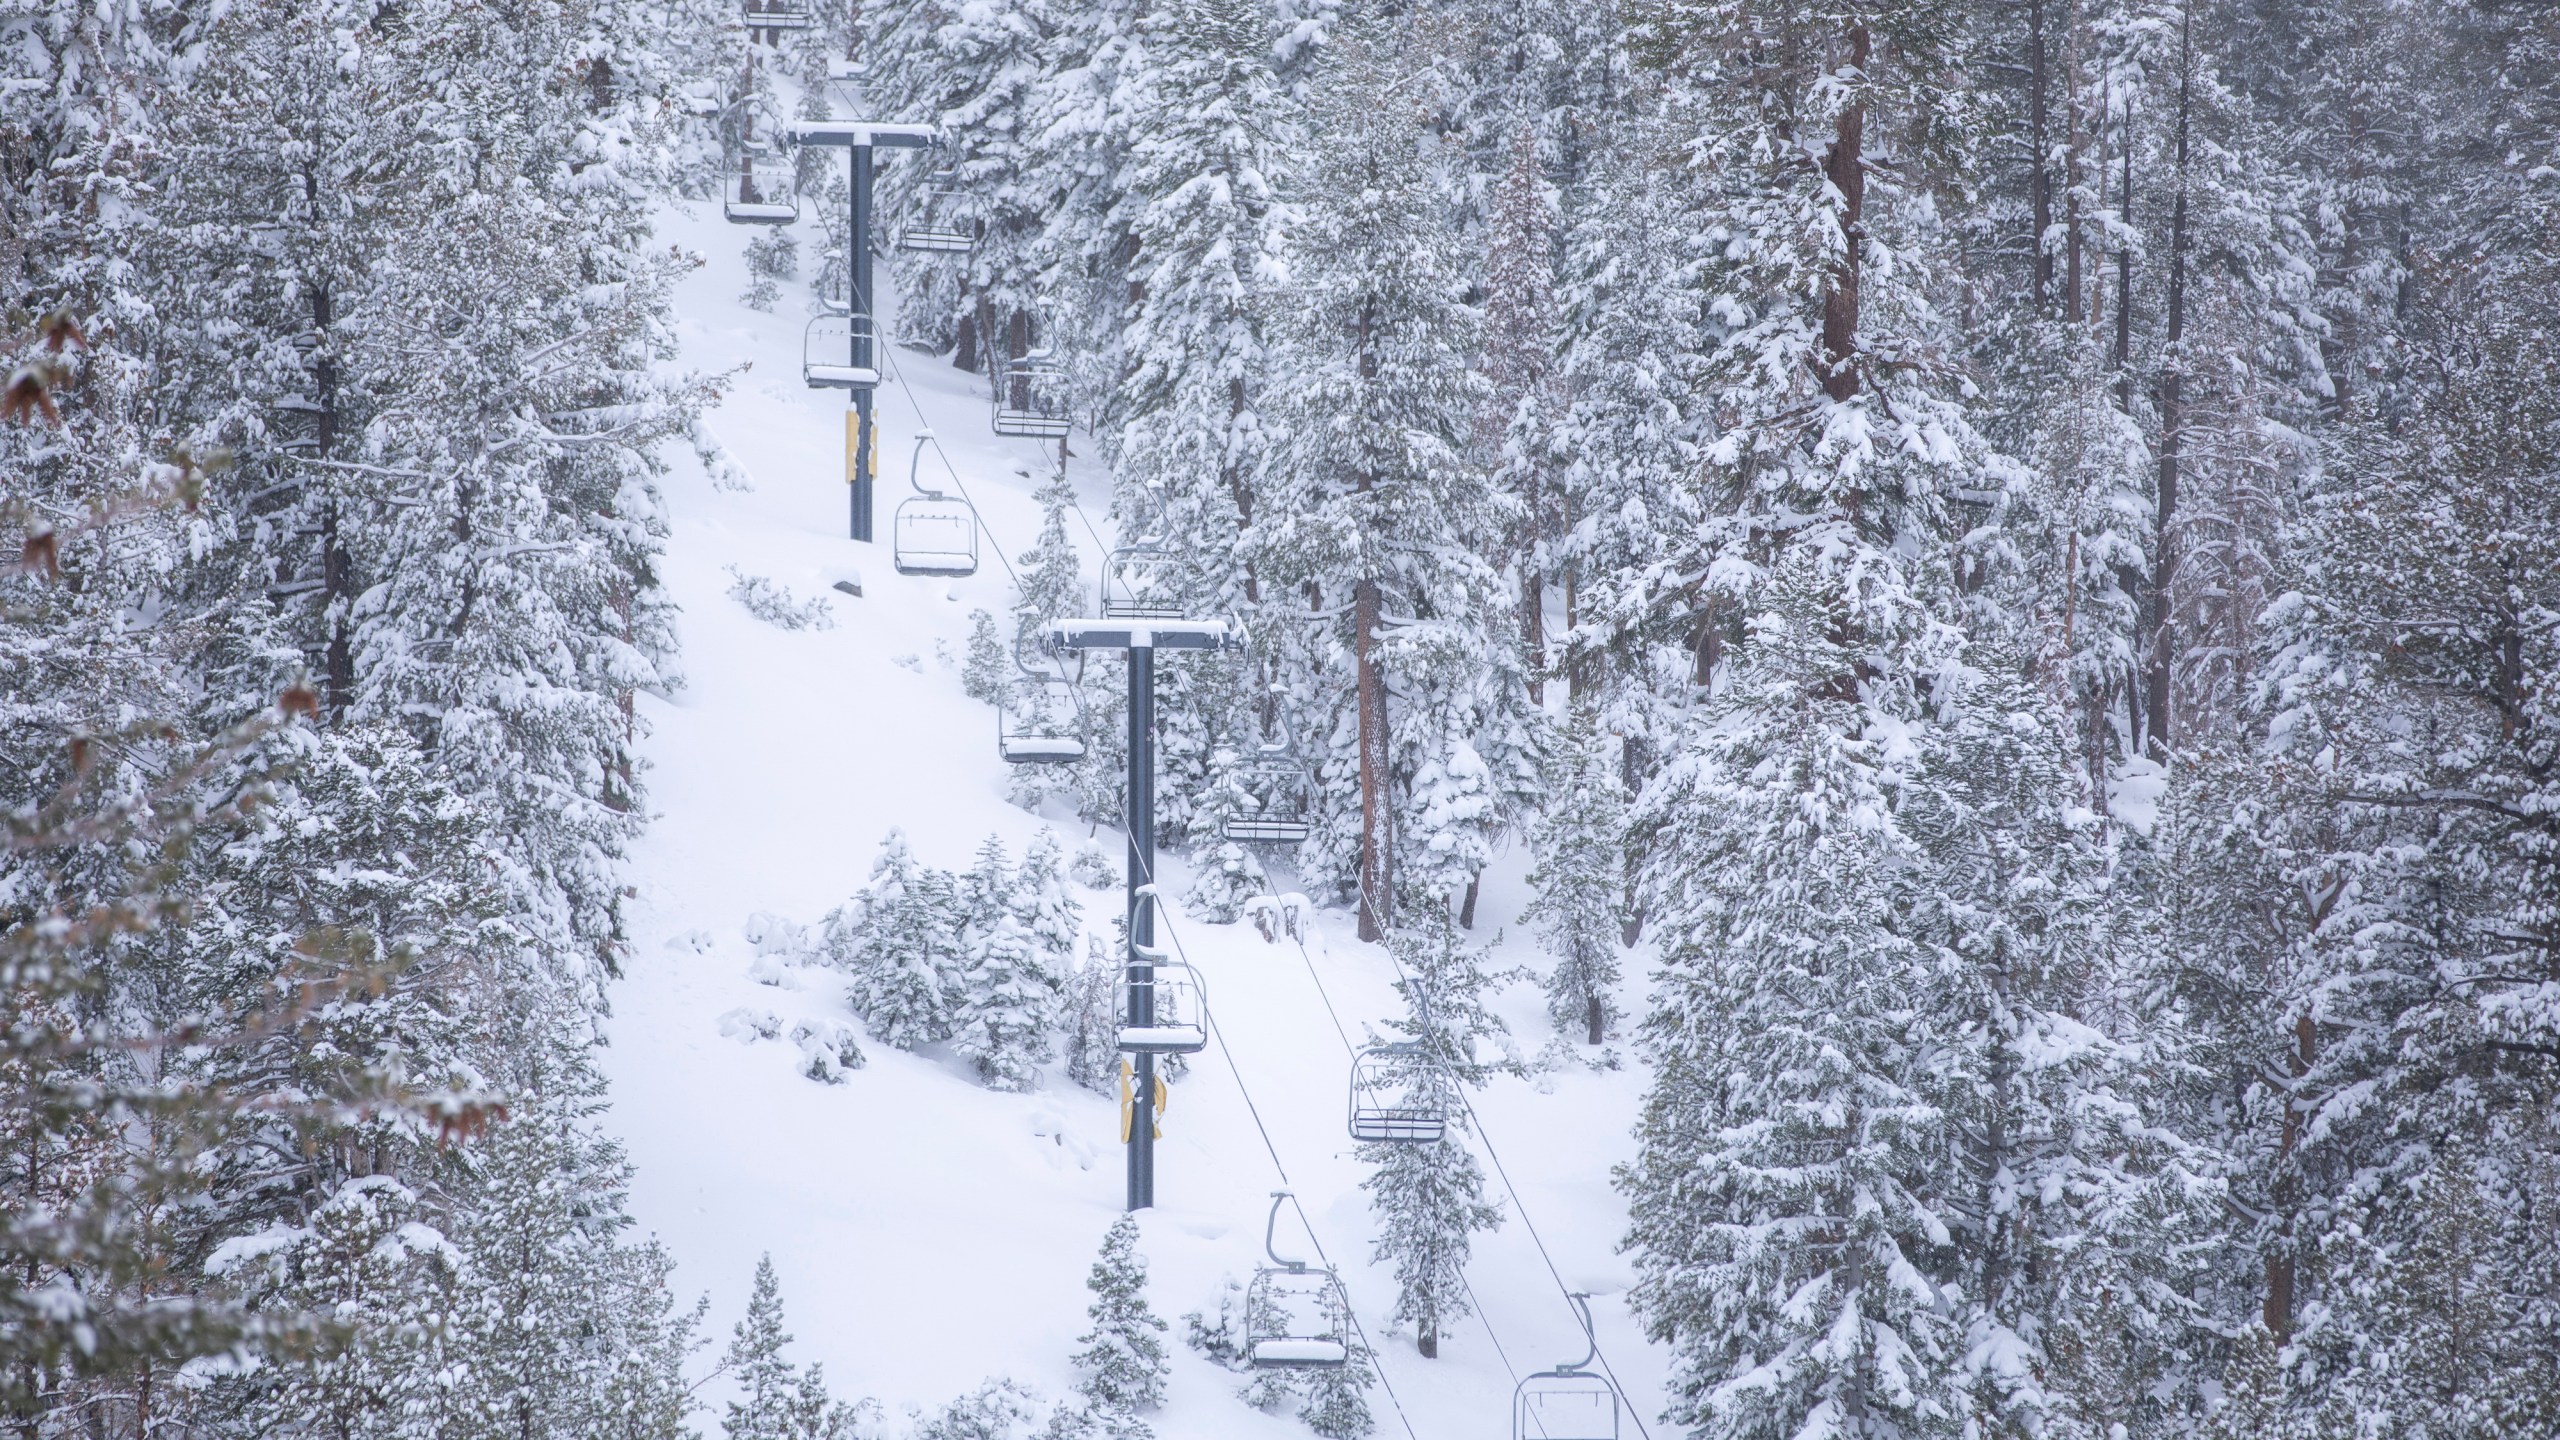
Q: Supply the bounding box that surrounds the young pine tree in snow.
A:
[719,1252,872,1440]
[828,830,961,1050]
[726,1255,804,1440]
[1520,714,1626,1045]
[1071,1217,1169,1435]
[1059,935,1125,1095]
[953,836,1060,1089]
[1361,912,1506,1359]
[965,609,1012,706]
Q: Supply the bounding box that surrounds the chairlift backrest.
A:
[1347,1042,1449,1144]
[802,314,879,388]
[1245,1193,1352,1369]
[1514,1373,1622,1440]
[1099,545,1188,621]
[998,660,1086,766]
[722,160,799,225]
[1116,958,1206,1054]
[890,430,977,577]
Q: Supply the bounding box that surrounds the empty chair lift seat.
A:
[803,315,879,388]
[1249,1337,1349,1368]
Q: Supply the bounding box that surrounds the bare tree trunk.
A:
[1419,1317,1438,1359]
[1819,24,1871,401]
[2065,9,2084,322]
[2028,0,2053,310]
[1355,575,1390,943]
[1521,463,1545,705]
[1619,735,1647,946]
[1586,991,1604,1045]
[1227,375,1261,605]
[2114,94,2134,410]
[1459,871,1480,930]
[2143,3,2194,760]
[2265,1012,2314,1337]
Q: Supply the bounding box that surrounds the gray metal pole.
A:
[849,142,875,543]
[1126,637,1156,1211]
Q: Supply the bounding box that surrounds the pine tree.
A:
[725,1255,803,1440]
[1252,26,1506,937]
[828,831,961,1050]
[1520,715,1625,1044]
[952,837,1059,1090]
[1071,1217,1169,1435]
[1360,911,1506,1360]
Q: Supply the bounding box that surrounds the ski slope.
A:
[598,173,1672,1440]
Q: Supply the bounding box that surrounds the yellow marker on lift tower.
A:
[845,411,875,485]
[1117,1058,1165,1143]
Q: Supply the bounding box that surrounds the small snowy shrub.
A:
[1182,839,1262,923]
[725,566,835,631]
[1069,844,1119,890]
[740,228,796,311]
[787,1017,866,1083]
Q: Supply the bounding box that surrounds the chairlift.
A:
[1117,944,1207,1054]
[802,313,879,388]
[999,641,1087,765]
[1098,544,1190,621]
[1347,1041,1449,1144]
[1245,1193,1353,1369]
[1513,1295,1623,1440]
[722,160,799,225]
[892,430,978,578]
[739,0,814,32]
[896,169,976,253]
[1222,690,1314,844]
[992,350,1072,438]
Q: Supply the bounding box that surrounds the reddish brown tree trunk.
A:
[2143,3,2194,760]
[2028,0,2053,310]
[1819,24,1871,401]
[1355,575,1390,942]
[2265,1012,2315,1337]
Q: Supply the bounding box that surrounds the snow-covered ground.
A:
[598,168,1671,1439]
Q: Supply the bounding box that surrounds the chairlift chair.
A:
[998,645,1087,765]
[896,170,976,253]
[1245,1193,1353,1369]
[1346,1042,1449,1144]
[991,352,1072,438]
[1098,544,1190,621]
[722,160,799,225]
[739,0,814,31]
[1116,947,1207,1054]
[802,313,880,388]
[891,431,978,578]
[1513,1295,1623,1440]
[1222,751,1314,845]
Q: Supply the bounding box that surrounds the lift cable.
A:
[1248,877,1523,1387]
[1142,897,1424,1440]
[1346,874,1659,1440]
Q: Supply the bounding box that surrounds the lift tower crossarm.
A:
[780,120,939,148]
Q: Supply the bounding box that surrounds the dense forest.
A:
[6,0,2557,1436]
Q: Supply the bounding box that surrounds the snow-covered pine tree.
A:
[1070,1217,1169,1435]
[952,837,1059,1089]
[1612,4,2054,1436]
[1520,714,1625,1044]
[1111,0,1286,616]
[1252,25,1507,937]
[966,609,1013,706]
[725,1255,806,1440]
[1058,935,1125,1095]
[1360,908,1506,1358]
[828,830,962,1049]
